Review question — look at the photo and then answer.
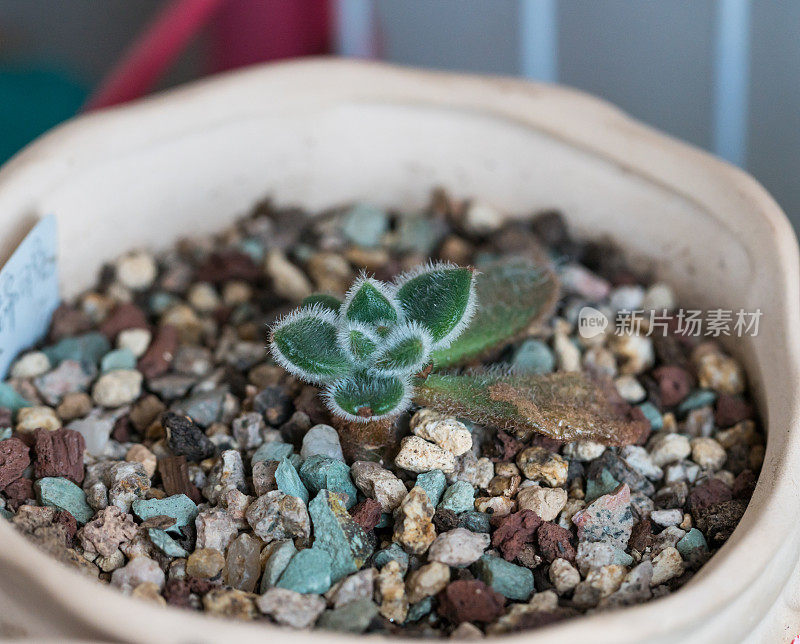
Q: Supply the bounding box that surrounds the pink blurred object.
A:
[84,0,332,112]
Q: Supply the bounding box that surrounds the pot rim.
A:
[0,58,798,643]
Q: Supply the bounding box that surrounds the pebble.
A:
[111,556,164,592]
[676,528,709,563]
[573,564,626,608]
[614,375,646,403]
[464,200,503,234]
[11,351,51,379]
[395,436,456,474]
[511,339,555,374]
[258,588,326,628]
[132,494,198,535]
[690,437,727,470]
[472,554,534,601]
[450,622,485,639]
[316,598,379,633]
[78,505,137,557]
[43,332,110,367]
[642,283,675,311]
[575,541,632,575]
[92,370,142,407]
[559,263,611,300]
[609,285,644,311]
[549,558,580,594]
[650,546,684,586]
[451,454,493,489]
[572,484,633,549]
[125,444,157,478]
[620,445,663,481]
[252,441,293,463]
[650,509,683,527]
[277,547,333,594]
[35,477,93,524]
[148,528,187,557]
[265,250,314,301]
[247,490,310,543]
[16,405,61,434]
[517,485,568,521]
[186,548,225,579]
[516,447,568,487]
[377,560,408,623]
[372,543,410,573]
[351,461,407,512]
[0,437,30,488]
[415,469,447,506]
[299,455,357,509]
[438,480,475,514]
[428,528,489,567]
[406,561,450,604]
[261,540,297,591]
[648,433,691,467]
[341,203,389,247]
[301,424,344,461]
[0,383,32,412]
[553,332,581,372]
[393,486,436,555]
[117,328,152,357]
[562,440,606,462]
[100,348,137,373]
[610,333,654,375]
[195,507,238,551]
[67,415,114,456]
[695,352,745,395]
[276,457,309,504]
[438,579,505,624]
[411,411,472,456]
[326,568,375,608]
[115,250,157,290]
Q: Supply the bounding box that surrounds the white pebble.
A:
[563,440,606,462]
[650,547,684,586]
[265,250,313,302]
[395,436,455,473]
[464,200,503,234]
[115,251,157,291]
[614,375,646,403]
[117,328,152,358]
[111,556,165,592]
[412,415,472,457]
[620,445,663,481]
[648,433,691,467]
[650,509,683,527]
[300,424,344,461]
[517,485,568,521]
[10,351,51,379]
[642,283,676,312]
[92,370,143,407]
[428,528,489,568]
[609,285,645,312]
[690,437,727,470]
[553,332,581,372]
[549,558,580,594]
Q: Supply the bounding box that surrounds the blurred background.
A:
[0,0,797,229]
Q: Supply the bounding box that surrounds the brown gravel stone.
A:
[53,510,78,543]
[196,251,261,284]
[652,366,693,408]
[629,518,654,553]
[158,455,201,503]
[715,394,754,428]
[438,579,505,624]
[130,395,167,432]
[433,508,459,533]
[493,430,523,462]
[350,498,382,532]
[490,510,542,561]
[536,522,576,563]
[99,303,149,340]
[138,325,178,379]
[186,548,225,579]
[48,304,92,341]
[33,427,86,484]
[732,470,757,500]
[688,478,733,515]
[0,437,30,490]
[56,392,92,421]
[694,499,748,546]
[78,506,138,557]
[163,579,192,608]
[3,477,33,510]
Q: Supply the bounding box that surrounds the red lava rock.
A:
[48,304,93,341]
[715,394,754,428]
[694,499,748,546]
[138,325,178,379]
[99,303,149,340]
[195,251,261,284]
[0,437,31,490]
[490,510,542,561]
[33,427,86,484]
[493,430,523,462]
[187,576,216,595]
[293,386,330,425]
[438,579,505,624]
[163,579,192,608]
[112,415,132,443]
[652,366,694,408]
[629,518,654,553]
[536,522,576,563]
[688,478,733,515]
[53,510,78,543]
[732,469,757,500]
[350,498,382,531]
[3,477,33,510]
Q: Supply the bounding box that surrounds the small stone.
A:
[111,556,165,592]
[117,328,152,358]
[56,392,92,421]
[406,561,450,604]
[678,389,718,416]
[573,564,626,608]
[490,510,542,561]
[372,543,410,573]
[115,250,157,290]
[351,461,407,512]
[516,447,568,487]
[512,339,555,375]
[537,522,576,563]
[230,412,265,450]
[620,445,663,481]
[92,370,142,407]
[35,359,95,406]
[67,415,114,456]
[650,509,683,527]
[326,568,376,608]
[203,449,247,504]
[124,444,156,478]
[195,507,238,551]
[341,203,389,247]
[35,477,93,524]
[132,494,198,535]
[252,441,293,463]
[394,486,436,555]
[246,490,310,543]
[299,455,357,509]
[650,546,684,586]
[309,489,374,581]
[549,558,581,594]
[690,437,727,470]
[696,352,745,395]
[186,548,225,579]
[100,348,137,373]
[459,511,492,533]
[76,505,137,557]
[137,325,178,379]
[173,388,226,427]
[562,440,606,462]
[416,469,447,506]
[553,332,581,372]
[451,454,493,489]
[257,587,326,628]
[610,333,654,375]
[202,588,259,620]
[148,528,187,557]
[450,622,485,639]
[575,541,632,575]
[517,485,567,522]
[473,554,534,601]
[412,412,472,457]
[317,598,379,633]
[648,433,691,467]
[16,405,61,434]
[265,250,314,301]
[163,412,216,462]
[614,375,646,403]
[464,200,503,234]
[474,495,515,516]
[438,579,505,624]
[693,499,747,546]
[278,548,333,594]
[395,436,455,474]
[653,366,693,408]
[275,457,309,504]
[350,498,382,531]
[438,480,475,514]
[572,484,633,549]
[131,581,167,606]
[676,528,709,564]
[0,437,30,489]
[11,351,51,379]
[429,528,490,567]
[377,560,408,623]
[261,540,297,590]
[225,533,261,591]
[43,332,110,367]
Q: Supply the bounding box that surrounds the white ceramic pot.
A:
[0,59,798,643]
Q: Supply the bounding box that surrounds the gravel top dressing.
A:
[0,192,763,637]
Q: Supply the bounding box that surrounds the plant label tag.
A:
[0,215,59,377]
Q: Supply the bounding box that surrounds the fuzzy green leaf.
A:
[394,263,475,348]
[343,278,399,325]
[325,373,410,422]
[432,257,558,367]
[413,371,647,446]
[374,323,432,376]
[270,307,351,383]
[302,293,342,313]
[340,324,379,364]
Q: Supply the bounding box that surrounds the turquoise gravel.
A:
[34,477,93,524]
[472,554,534,601]
[277,547,333,594]
[132,494,198,535]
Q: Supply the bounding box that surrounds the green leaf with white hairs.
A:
[325,372,411,422]
[270,306,351,383]
[393,262,476,349]
[432,257,559,367]
[342,277,400,325]
[373,322,432,376]
[338,322,380,364]
[302,293,342,313]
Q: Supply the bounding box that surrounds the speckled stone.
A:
[277,547,333,594]
[393,487,436,555]
[415,469,447,506]
[572,484,633,549]
[257,587,326,628]
[438,480,475,514]
[35,477,93,524]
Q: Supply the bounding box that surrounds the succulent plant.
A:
[270,258,646,447]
